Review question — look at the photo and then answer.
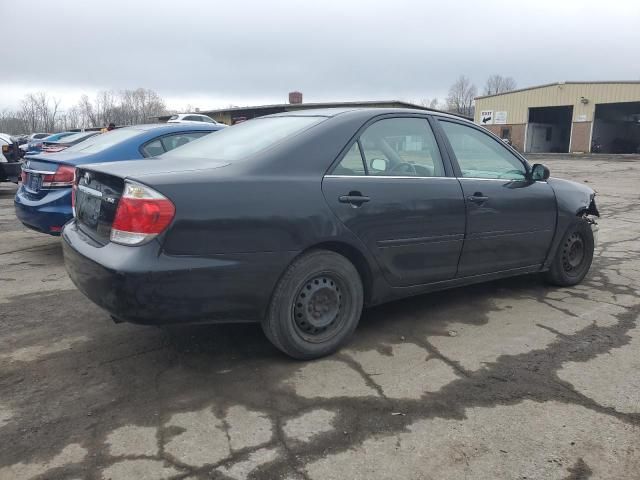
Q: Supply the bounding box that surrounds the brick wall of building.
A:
[570,122,592,153]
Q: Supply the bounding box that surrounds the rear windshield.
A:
[64,128,142,154]
[52,131,96,145]
[169,115,179,120]
[162,116,325,162]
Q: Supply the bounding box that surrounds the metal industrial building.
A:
[155,97,468,125]
[474,81,640,154]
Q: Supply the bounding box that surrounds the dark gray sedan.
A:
[62,108,599,359]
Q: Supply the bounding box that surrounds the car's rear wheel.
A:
[545,218,594,287]
[262,250,363,360]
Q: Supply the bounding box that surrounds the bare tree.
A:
[0,109,27,134]
[483,75,517,96]
[446,75,477,117]
[16,92,61,133]
[420,98,441,110]
[1,87,169,133]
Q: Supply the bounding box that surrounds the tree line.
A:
[0,76,517,135]
[0,88,168,135]
[421,74,517,117]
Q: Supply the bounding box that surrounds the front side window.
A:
[358,118,444,177]
[439,121,526,180]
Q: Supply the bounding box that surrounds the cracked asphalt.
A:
[1,156,639,480]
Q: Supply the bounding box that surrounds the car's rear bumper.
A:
[61,220,296,325]
[0,161,21,183]
[14,186,73,235]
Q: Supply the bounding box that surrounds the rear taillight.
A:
[42,165,75,188]
[20,169,27,183]
[110,181,175,246]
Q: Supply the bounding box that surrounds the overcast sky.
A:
[1,0,638,112]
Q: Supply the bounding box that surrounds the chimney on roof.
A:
[289,91,303,104]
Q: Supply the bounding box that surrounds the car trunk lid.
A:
[74,167,125,244]
[73,159,229,245]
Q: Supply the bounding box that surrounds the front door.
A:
[437,119,556,277]
[322,117,466,287]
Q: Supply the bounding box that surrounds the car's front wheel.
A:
[262,250,363,360]
[545,218,595,287]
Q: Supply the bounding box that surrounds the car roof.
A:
[264,107,470,122]
[172,113,211,117]
[127,123,221,132]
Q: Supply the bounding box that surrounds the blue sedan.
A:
[15,122,224,235]
[22,131,76,154]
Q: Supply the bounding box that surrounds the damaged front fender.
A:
[543,178,600,268]
[547,178,599,218]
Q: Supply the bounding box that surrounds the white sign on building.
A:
[494,111,508,124]
[479,110,494,125]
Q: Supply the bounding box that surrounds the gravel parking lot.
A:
[1,156,639,480]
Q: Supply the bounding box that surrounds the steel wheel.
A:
[545,219,594,287]
[262,250,363,359]
[292,274,346,343]
[562,232,585,275]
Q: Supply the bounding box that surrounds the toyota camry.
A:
[62,108,599,359]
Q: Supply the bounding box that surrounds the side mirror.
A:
[370,158,388,172]
[531,163,550,181]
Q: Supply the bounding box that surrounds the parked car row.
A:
[15,122,225,234]
[1,134,24,183]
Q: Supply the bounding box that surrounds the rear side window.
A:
[184,115,201,121]
[141,139,165,157]
[439,121,526,180]
[160,131,209,152]
[333,143,366,175]
[162,116,325,162]
[332,117,445,177]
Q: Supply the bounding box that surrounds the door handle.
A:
[467,193,489,204]
[339,192,370,206]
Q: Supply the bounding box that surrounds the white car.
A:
[167,113,220,124]
[0,137,8,162]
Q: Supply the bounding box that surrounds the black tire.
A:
[262,250,363,360]
[544,218,594,287]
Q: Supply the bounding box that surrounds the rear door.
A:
[322,116,466,287]
[436,119,556,277]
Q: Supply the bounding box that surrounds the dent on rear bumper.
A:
[62,221,296,325]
